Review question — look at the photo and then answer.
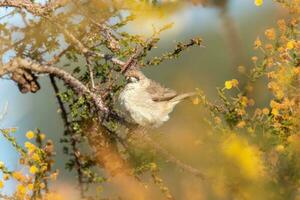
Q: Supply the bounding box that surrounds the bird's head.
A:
[126,75,140,84]
[125,70,145,84]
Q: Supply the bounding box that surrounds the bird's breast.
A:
[119,84,171,127]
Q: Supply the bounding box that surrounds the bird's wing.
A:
[146,79,178,102]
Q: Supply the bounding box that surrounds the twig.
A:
[86,57,95,89]
[133,127,205,179]
[49,75,86,197]
[0,102,8,122]
[0,0,126,67]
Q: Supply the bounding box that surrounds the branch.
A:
[0,0,66,15]
[132,127,205,179]
[0,58,109,113]
[0,0,126,67]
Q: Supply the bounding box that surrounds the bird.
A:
[118,70,196,128]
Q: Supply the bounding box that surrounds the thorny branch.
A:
[0,57,109,113]
[0,2,207,198]
[49,75,86,197]
[133,127,206,179]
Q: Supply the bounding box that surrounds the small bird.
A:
[119,70,196,128]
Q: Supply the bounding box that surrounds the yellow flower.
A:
[12,171,26,182]
[29,166,38,174]
[222,134,264,180]
[28,184,34,190]
[287,40,295,49]
[41,165,48,172]
[149,162,158,171]
[262,108,270,115]
[265,28,276,40]
[254,37,262,48]
[225,81,232,89]
[240,96,248,107]
[231,79,239,87]
[271,108,279,116]
[236,121,246,128]
[24,142,36,153]
[0,180,3,189]
[16,184,26,195]
[255,0,263,6]
[277,19,286,32]
[251,56,258,62]
[275,145,285,153]
[225,79,239,90]
[26,131,35,139]
[32,153,41,162]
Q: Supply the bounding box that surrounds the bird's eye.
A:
[127,77,139,83]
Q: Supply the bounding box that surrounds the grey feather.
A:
[146,80,178,102]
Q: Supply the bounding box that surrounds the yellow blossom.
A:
[270,100,280,109]
[254,37,262,48]
[41,165,48,172]
[241,96,248,107]
[26,131,35,139]
[224,79,239,90]
[225,81,232,89]
[0,180,3,189]
[231,79,239,87]
[28,184,34,190]
[275,145,285,152]
[254,108,262,116]
[255,0,263,6]
[29,165,38,174]
[265,44,273,51]
[272,108,279,116]
[262,108,270,115]
[287,40,296,49]
[222,134,264,180]
[251,56,258,62]
[277,19,286,32]
[12,171,26,182]
[24,142,36,153]
[16,184,26,196]
[236,121,246,128]
[265,28,276,40]
[278,47,285,53]
[32,153,41,162]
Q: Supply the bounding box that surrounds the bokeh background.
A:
[0,1,290,199]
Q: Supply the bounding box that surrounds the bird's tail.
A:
[170,92,197,103]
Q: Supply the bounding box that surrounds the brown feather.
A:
[146,80,178,102]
